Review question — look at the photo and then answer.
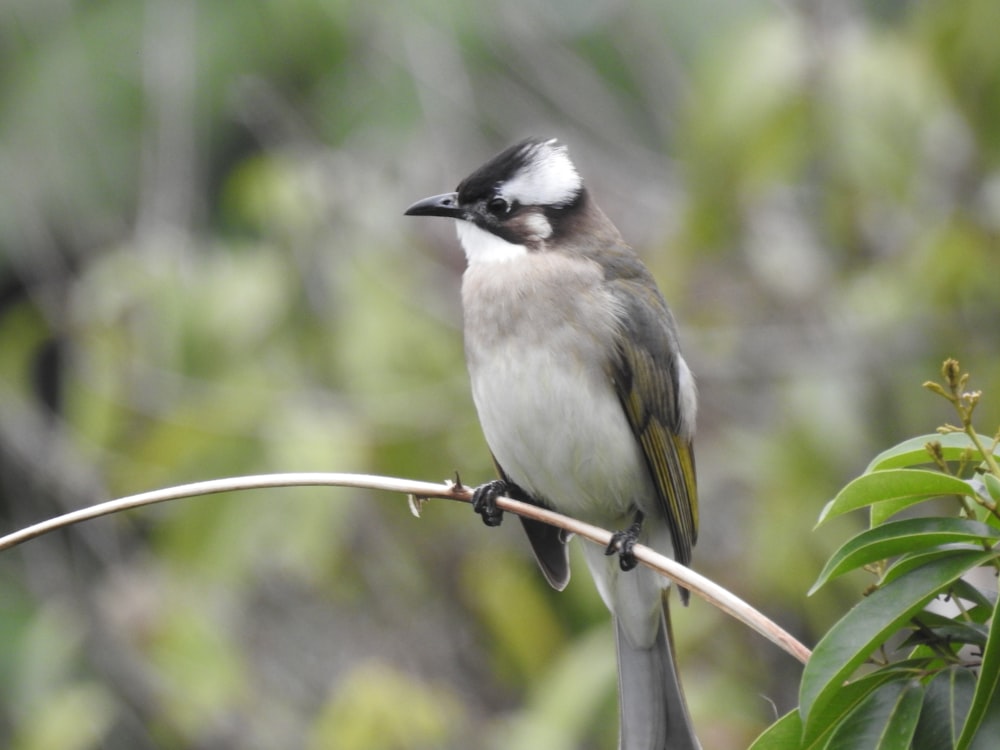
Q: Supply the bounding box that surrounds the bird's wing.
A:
[607,279,698,567]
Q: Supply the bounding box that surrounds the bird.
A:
[405,137,700,750]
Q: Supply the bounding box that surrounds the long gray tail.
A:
[615,604,699,750]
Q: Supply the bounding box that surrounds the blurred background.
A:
[1,0,998,748]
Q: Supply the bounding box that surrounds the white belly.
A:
[462,253,652,525]
[471,346,650,524]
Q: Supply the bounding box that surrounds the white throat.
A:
[456,221,527,265]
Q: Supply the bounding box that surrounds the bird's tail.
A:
[615,602,699,750]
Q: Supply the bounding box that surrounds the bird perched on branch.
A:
[406,138,700,750]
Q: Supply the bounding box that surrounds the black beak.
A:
[404,192,464,219]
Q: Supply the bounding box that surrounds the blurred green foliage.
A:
[1,1,998,748]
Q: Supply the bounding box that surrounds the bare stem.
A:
[0,471,812,664]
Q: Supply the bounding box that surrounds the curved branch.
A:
[0,472,811,664]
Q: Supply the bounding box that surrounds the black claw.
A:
[472,479,507,527]
[605,511,645,572]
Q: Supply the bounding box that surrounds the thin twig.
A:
[0,472,812,664]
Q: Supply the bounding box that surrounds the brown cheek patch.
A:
[506,210,552,244]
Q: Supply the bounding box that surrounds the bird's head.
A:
[405,138,586,264]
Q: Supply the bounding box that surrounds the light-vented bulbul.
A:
[406,138,700,750]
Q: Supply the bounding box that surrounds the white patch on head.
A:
[501,140,582,208]
[456,221,527,265]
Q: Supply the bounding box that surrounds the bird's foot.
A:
[605,511,645,571]
[471,479,508,527]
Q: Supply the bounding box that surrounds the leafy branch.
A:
[753,359,1000,749]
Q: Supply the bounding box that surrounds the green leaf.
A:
[866,434,999,472]
[880,548,995,588]
[802,667,925,749]
[913,667,976,750]
[903,610,989,649]
[824,678,923,750]
[868,476,985,527]
[949,577,998,613]
[810,518,1000,593]
[800,551,997,728]
[747,709,803,750]
[965,697,1000,750]
[984,473,1000,502]
[957,582,1000,750]
[818,470,976,526]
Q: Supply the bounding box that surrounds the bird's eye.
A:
[488,196,511,215]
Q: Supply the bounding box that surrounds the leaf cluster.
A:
[753,362,1000,749]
